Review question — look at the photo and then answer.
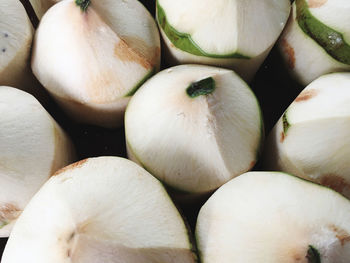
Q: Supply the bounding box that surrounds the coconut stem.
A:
[186,77,215,98]
[306,245,321,263]
[75,0,90,11]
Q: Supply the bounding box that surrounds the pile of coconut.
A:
[1,0,350,262]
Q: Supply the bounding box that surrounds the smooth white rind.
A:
[0,0,37,93]
[287,73,350,123]
[278,3,350,86]
[158,0,290,81]
[2,157,195,263]
[264,73,350,198]
[307,0,350,43]
[158,0,290,57]
[125,65,262,193]
[160,27,271,82]
[0,86,75,237]
[91,0,161,68]
[196,172,350,263]
[32,0,160,127]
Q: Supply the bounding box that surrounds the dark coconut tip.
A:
[186,77,215,98]
[75,0,90,12]
[306,245,321,263]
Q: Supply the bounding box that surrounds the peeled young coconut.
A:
[196,171,350,263]
[32,0,161,128]
[0,86,75,237]
[1,157,197,263]
[29,0,61,19]
[125,64,263,195]
[279,0,350,86]
[0,0,35,92]
[264,72,350,199]
[156,0,290,82]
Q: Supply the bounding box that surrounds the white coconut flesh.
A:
[278,1,350,85]
[1,157,196,263]
[32,0,160,127]
[0,86,75,237]
[157,0,290,58]
[125,65,262,194]
[264,73,350,198]
[196,171,350,263]
[0,0,34,88]
[307,0,350,41]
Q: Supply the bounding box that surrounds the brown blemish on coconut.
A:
[280,132,286,143]
[339,236,350,246]
[153,46,161,66]
[53,159,88,177]
[294,257,302,262]
[320,174,350,194]
[295,89,318,102]
[122,36,160,67]
[293,254,302,261]
[0,203,20,221]
[329,225,350,246]
[281,38,295,69]
[114,40,152,70]
[308,0,327,8]
[87,69,124,104]
[287,248,304,262]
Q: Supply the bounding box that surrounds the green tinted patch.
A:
[186,77,215,98]
[282,113,290,134]
[306,245,321,263]
[156,1,249,59]
[296,0,350,65]
[0,221,8,229]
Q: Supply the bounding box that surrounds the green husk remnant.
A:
[282,113,290,134]
[306,245,321,263]
[296,0,350,65]
[156,1,250,59]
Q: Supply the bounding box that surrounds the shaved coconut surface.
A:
[1,157,196,263]
[196,172,350,263]
[295,0,350,66]
[159,26,271,82]
[0,0,33,87]
[91,0,160,68]
[0,86,74,237]
[158,0,290,57]
[33,0,154,103]
[125,65,262,193]
[286,73,350,123]
[264,73,350,198]
[307,0,350,43]
[32,0,160,126]
[278,3,350,85]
